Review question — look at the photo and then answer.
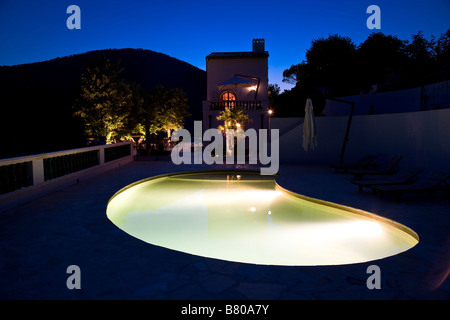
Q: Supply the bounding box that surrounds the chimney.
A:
[252,38,265,53]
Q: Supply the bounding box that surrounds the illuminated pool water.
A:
[106,171,419,266]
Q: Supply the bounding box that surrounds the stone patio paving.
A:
[0,160,449,300]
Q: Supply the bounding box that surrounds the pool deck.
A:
[0,160,449,300]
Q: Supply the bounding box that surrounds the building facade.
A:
[203,39,270,132]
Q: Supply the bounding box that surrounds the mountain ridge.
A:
[0,48,206,158]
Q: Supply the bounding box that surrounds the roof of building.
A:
[206,51,269,60]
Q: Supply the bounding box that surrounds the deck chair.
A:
[372,171,450,200]
[350,168,422,191]
[349,155,403,180]
[330,155,378,173]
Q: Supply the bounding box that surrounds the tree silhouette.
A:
[357,32,408,92]
[435,30,450,65]
[277,29,450,117]
[302,34,357,97]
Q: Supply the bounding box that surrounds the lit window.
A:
[220,91,237,108]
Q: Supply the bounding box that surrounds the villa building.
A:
[203,39,270,132]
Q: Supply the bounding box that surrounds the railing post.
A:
[99,147,105,166]
[32,159,45,186]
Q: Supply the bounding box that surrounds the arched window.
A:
[219,91,237,108]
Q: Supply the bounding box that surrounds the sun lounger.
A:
[372,171,450,200]
[349,155,403,180]
[350,168,422,191]
[330,155,378,173]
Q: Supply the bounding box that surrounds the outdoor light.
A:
[268,110,273,143]
[236,123,241,128]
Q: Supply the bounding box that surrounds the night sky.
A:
[1,0,449,91]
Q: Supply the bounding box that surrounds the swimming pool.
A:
[106,171,419,266]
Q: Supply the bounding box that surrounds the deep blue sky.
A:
[1,0,449,91]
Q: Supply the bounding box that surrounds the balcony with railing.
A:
[207,100,263,111]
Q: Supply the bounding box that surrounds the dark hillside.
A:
[0,48,206,158]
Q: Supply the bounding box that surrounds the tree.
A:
[285,34,358,97]
[356,32,408,92]
[140,86,160,152]
[282,64,299,85]
[140,85,190,153]
[216,107,252,157]
[435,29,450,65]
[216,107,251,132]
[278,34,356,117]
[118,81,146,139]
[406,31,435,65]
[268,83,281,112]
[403,29,450,86]
[74,56,133,143]
[155,87,190,137]
[278,30,449,116]
[404,31,437,85]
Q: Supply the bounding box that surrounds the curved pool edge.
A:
[274,181,420,244]
[106,169,420,266]
[107,169,267,206]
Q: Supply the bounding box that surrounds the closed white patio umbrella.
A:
[303,98,317,151]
